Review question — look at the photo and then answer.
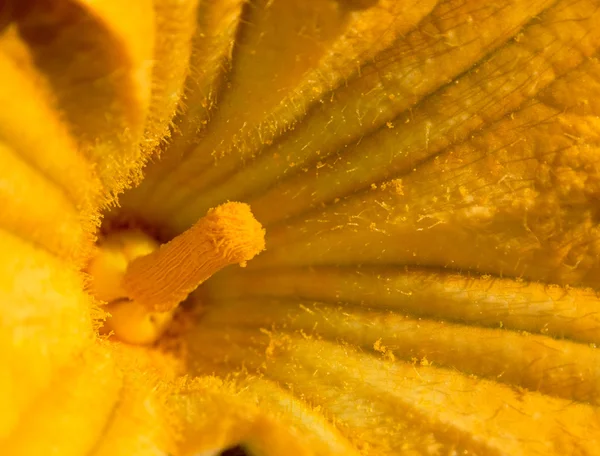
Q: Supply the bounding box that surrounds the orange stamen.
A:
[88,202,265,345]
[122,202,266,313]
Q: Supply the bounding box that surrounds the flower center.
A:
[87,202,266,345]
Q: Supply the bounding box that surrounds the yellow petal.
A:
[189,324,600,455]
[118,0,248,220]
[121,0,440,231]
[197,295,600,404]
[15,0,154,200]
[0,230,94,438]
[170,374,359,456]
[170,0,559,227]
[1,346,122,456]
[0,32,99,265]
[88,343,180,456]
[0,0,190,450]
[248,12,600,288]
[129,0,600,453]
[207,267,600,345]
[141,0,200,154]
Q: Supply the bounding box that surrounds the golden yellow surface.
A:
[1,0,600,455]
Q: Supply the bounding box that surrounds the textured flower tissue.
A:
[2,1,600,455]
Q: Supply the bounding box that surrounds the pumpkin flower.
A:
[3,0,600,454]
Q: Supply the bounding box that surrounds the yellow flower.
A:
[2,0,600,455]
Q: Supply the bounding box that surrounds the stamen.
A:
[89,202,265,345]
[123,202,266,313]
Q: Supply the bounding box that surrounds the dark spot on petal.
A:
[220,445,250,456]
